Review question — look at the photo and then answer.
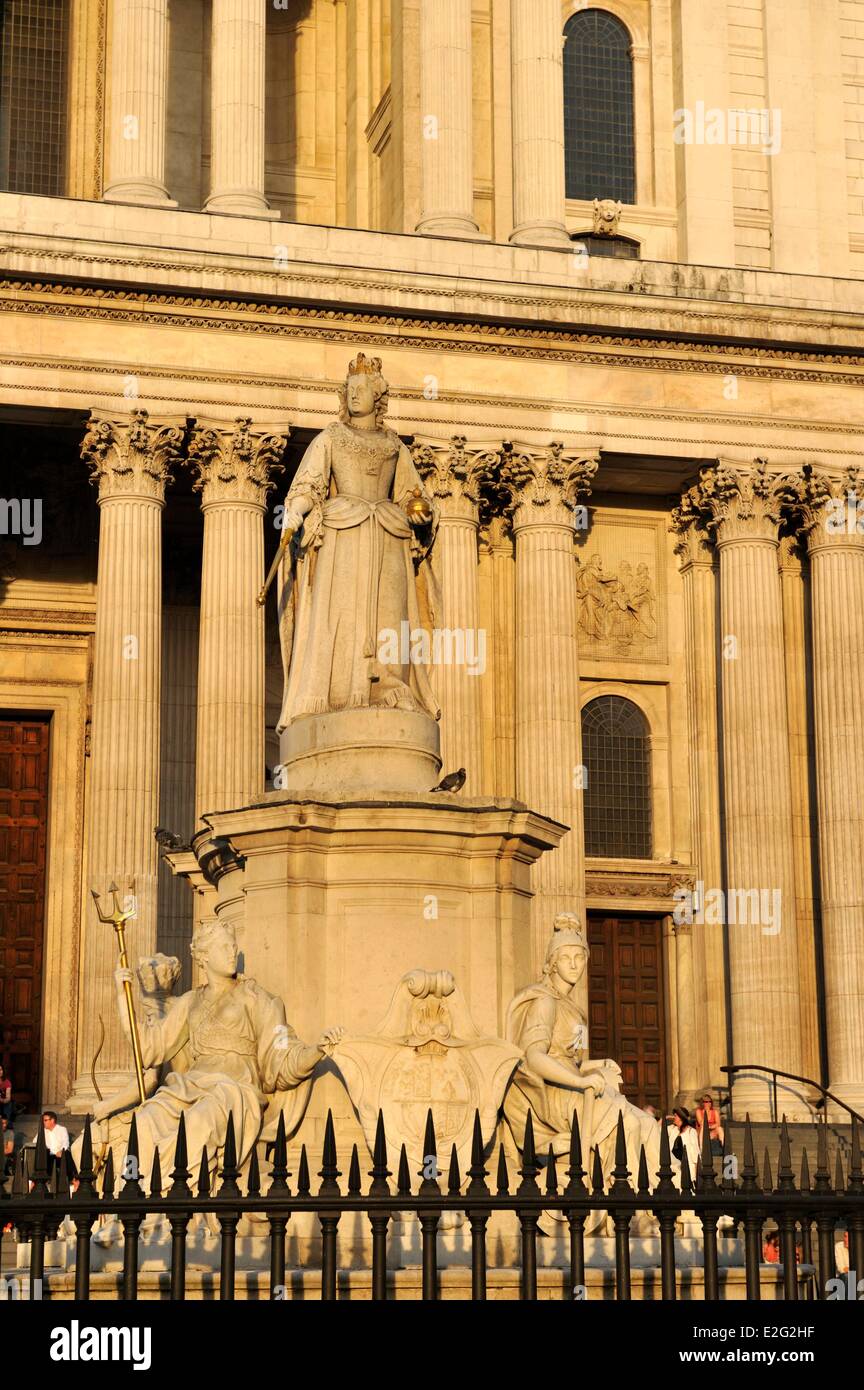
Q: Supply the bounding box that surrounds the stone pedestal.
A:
[171,791,565,1140]
[278,708,441,796]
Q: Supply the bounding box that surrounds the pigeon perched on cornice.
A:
[154,826,190,851]
[430,768,467,793]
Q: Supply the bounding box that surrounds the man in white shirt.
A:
[41,1111,70,1164]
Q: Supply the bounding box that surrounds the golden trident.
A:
[90,882,146,1105]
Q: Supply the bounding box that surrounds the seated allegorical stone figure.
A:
[504,915,660,1196]
[106,917,343,1188]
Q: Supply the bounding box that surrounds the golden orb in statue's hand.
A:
[405,490,432,525]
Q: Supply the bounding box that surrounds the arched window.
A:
[563,9,635,204]
[582,695,651,858]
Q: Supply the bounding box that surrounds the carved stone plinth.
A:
[277,707,441,796]
[167,792,566,1147]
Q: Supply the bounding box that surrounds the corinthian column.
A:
[411,436,495,790]
[504,441,599,976]
[415,0,479,236]
[700,461,803,1118]
[205,0,272,215]
[509,0,570,247]
[783,464,864,1112]
[72,409,184,1103]
[670,494,725,1097]
[103,0,174,204]
[187,418,287,822]
[483,513,516,799]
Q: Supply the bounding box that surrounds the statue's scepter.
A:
[90,883,146,1105]
[257,523,295,608]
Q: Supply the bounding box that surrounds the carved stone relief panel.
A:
[575,513,667,663]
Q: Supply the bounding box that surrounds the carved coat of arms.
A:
[333,970,522,1179]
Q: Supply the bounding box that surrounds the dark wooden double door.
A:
[587,914,667,1112]
[0,717,50,1110]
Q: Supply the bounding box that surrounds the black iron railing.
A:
[722,1064,864,1129]
[3,1107,864,1302]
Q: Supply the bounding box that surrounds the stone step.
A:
[725,1121,853,1183]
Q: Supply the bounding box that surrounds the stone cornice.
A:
[4,275,864,385]
[81,409,186,502]
[187,417,288,507]
[5,212,864,351]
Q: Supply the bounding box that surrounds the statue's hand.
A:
[317,1025,345,1055]
[587,1073,606,1097]
[281,506,306,535]
[114,966,134,991]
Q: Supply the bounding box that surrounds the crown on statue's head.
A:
[347,352,383,377]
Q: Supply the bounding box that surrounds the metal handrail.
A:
[722,1064,864,1129]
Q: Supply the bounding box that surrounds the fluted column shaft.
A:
[72,410,183,1101]
[777,538,820,1082]
[157,604,199,990]
[412,437,492,790]
[673,921,698,1104]
[794,468,864,1111]
[509,0,569,247]
[704,463,802,1118]
[103,0,173,204]
[488,517,516,799]
[506,444,599,977]
[188,419,286,821]
[206,0,270,214]
[432,507,483,784]
[671,504,725,1096]
[416,0,478,235]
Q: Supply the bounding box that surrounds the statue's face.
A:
[203,927,239,978]
[346,374,376,418]
[550,946,587,986]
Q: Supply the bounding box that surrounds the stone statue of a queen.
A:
[276,354,440,732]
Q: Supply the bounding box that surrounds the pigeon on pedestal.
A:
[430,768,466,793]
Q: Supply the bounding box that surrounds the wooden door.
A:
[0,716,50,1110]
[587,914,666,1112]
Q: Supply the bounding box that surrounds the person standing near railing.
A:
[695,1093,724,1157]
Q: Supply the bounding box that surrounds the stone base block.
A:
[277,707,441,796]
[192,792,565,1050]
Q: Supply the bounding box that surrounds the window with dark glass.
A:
[563,9,635,204]
[582,695,651,858]
[0,0,68,195]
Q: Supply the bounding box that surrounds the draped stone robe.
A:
[505,981,661,1196]
[129,976,315,1183]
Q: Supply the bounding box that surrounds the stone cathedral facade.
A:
[0,0,862,1128]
